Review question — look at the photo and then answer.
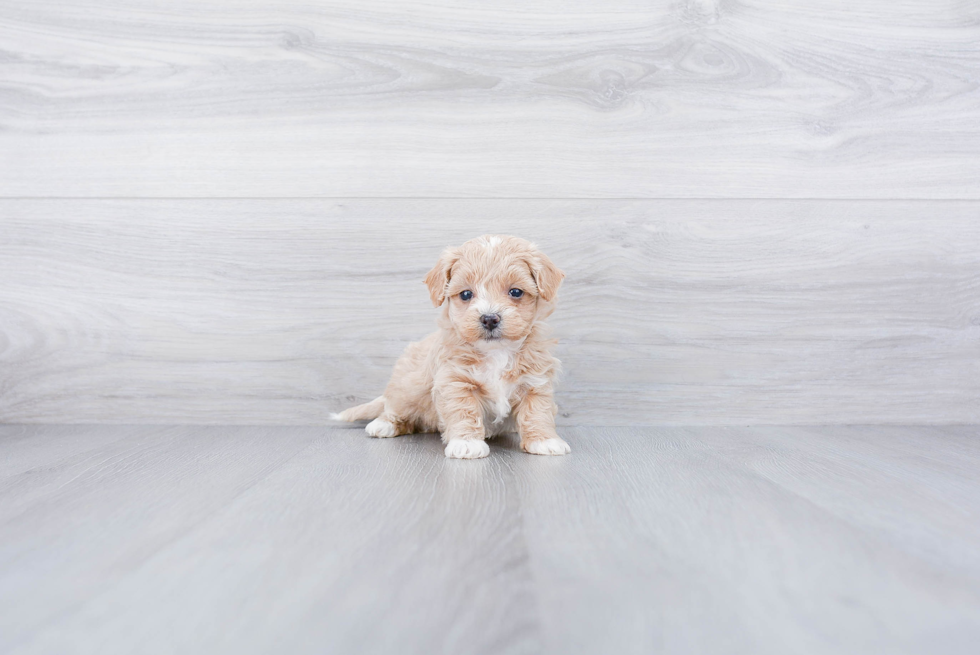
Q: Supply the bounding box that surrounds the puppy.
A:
[332,235,570,459]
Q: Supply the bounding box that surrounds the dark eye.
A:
[509,288,524,298]
[459,290,473,301]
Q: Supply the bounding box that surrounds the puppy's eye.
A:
[509,288,524,298]
[459,290,473,301]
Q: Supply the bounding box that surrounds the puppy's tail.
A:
[330,396,385,422]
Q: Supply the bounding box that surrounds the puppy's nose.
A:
[480,313,501,330]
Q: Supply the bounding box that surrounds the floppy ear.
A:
[526,248,565,302]
[423,247,460,307]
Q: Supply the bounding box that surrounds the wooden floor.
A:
[1,425,978,654]
[3,4,978,652]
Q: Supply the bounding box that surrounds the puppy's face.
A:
[424,235,564,345]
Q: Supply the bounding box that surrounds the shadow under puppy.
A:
[332,235,570,459]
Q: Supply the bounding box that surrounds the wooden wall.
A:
[1,1,978,424]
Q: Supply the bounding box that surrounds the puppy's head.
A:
[424,235,564,345]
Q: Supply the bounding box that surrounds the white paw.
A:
[444,439,490,459]
[523,437,570,456]
[365,418,397,438]
[328,412,343,421]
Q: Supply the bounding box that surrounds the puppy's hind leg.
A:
[333,397,412,438]
[365,414,412,438]
[362,402,415,439]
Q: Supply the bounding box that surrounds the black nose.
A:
[480,314,500,330]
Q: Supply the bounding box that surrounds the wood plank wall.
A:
[1,1,978,424]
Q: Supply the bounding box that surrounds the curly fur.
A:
[332,234,570,459]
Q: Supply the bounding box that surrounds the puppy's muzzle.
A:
[480,313,501,331]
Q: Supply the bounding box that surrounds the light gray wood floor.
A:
[1,424,978,654]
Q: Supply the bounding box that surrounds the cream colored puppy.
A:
[332,235,570,459]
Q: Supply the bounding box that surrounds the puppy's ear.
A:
[526,249,565,302]
[424,247,460,307]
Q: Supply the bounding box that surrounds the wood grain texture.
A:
[516,425,980,654]
[1,425,978,654]
[2,199,979,425]
[1,1,979,198]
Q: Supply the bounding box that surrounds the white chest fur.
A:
[471,342,521,427]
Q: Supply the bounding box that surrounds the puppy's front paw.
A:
[523,437,571,456]
[365,418,397,438]
[444,439,490,459]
